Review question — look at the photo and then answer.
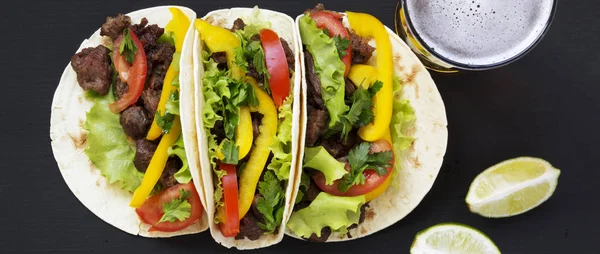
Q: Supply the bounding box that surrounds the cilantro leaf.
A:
[158,189,192,223]
[336,80,384,140]
[256,171,285,233]
[220,139,239,165]
[333,35,350,58]
[338,142,393,192]
[323,28,331,37]
[119,29,138,64]
[155,110,175,134]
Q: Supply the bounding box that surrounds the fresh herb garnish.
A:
[333,35,351,58]
[158,189,192,223]
[220,139,239,165]
[337,80,383,140]
[155,110,175,134]
[119,29,138,64]
[338,142,393,192]
[256,171,286,232]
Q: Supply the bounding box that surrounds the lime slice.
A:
[466,157,560,218]
[410,223,500,254]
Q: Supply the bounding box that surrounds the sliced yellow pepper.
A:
[147,8,191,140]
[194,19,243,79]
[348,64,378,89]
[347,12,393,142]
[237,78,278,219]
[235,106,253,159]
[130,118,182,207]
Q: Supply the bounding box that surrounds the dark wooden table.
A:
[2,0,598,253]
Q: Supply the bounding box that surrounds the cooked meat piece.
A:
[100,14,131,40]
[140,89,160,117]
[347,202,370,232]
[235,213,265,240]
[321,130,360,158]
[211,120,226,144]
[130,18,164,50]
[159,157,182,189]
[133,139,158,172]
[304,50,325,109]
[211,52,228,70]
[309,3,326,12]
[251,113,263,141]
[251,194,266,224]
[280,38,295,71]
[230,18,246,31]
[305,109,328,147]
[345,78,356,98]
[247,61,264,84]
[305,179,321,202]
[250,34,261,41]
[307,227,331,243]
[147,42,175,64]
[119,106,151,140]
[115,79,129,100]
[350,31,375,64]
[70,45,112,95]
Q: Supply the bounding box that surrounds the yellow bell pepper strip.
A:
[235,106,253,159]
[347,12,393,142]
[237,77,278,219]
[130,118,182,207]
[194,19,244,79]
[147,8,190,140]
[348,64,378,89]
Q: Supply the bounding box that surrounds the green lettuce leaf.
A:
[298,15,348,127]
[267,95,293,180]
[287,192,365,238]
[84,89,143,192]
[168,135,191,184]
[390,77,416,187]
[303,146,346,185]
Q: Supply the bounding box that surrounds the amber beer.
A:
[395,0,557,72]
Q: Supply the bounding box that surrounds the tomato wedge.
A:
[218,162,240,237]
[109,29,147,113]
[308,11,352,76]
[312,140,394,197]
[259,29,290,108]
[135,182,203,232]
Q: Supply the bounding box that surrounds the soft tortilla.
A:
[193,8,302,249]
[50,6,208,237]
[286,13,448,242]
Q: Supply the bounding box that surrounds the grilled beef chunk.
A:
[133,139,158,172]
[251,113,264,141]
[140,89,160,117]
[211,52,228,70]
[231,18,246,31]
[304,50,325,109]
[247,61,264,84]
[250,34,261,41]
[309,3,326,12]
[70,45,112,95]
[345,78,356,98]
[305,179,321,202]
[100,14,131,40]
[235,213,265,240]
[147,42,175,64]
[347,203,370,232]
[307,227,332,243]
[159,157,182,189]
[120,106,151,140]
[305,109,329,147]
[350,32,375,64]
[280,38,295,71]
[211,120,227,144]
[130,18,164,50]
[321,130,360,158]
[115,79,128,100]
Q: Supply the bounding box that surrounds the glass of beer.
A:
[395,0,557,73]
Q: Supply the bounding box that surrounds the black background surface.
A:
[2,0,598,253]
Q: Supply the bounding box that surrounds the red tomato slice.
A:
[309,11,352,76]
[109,29,147,113]
[312,140,394,197]
[259,29,290,108]
[311,9,344,20]
[218,162,240,237]
[135,182,203,232]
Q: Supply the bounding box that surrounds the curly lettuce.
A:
[168,135,191,184]
[267,95,293,180]
[287,192,365,238]
[84,90,143,192]
[303,146,347,185]
[298,15,348,127]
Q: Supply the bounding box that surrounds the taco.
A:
[286,4,448,242]
[50,6,208,237]
[192,7,301,249]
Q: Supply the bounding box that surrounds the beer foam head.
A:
[405,0,554,67]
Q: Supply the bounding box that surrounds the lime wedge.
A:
[410,223,500,254]
[466,157,560,218]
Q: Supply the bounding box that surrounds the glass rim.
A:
[398,0,559,70]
